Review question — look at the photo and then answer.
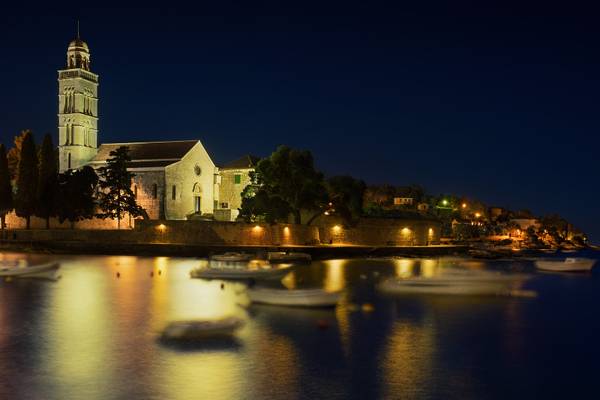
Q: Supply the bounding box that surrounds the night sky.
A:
[1,3,599,240]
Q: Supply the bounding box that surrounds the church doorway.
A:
[192,183,202,214]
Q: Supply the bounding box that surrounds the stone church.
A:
[57,35,255,222]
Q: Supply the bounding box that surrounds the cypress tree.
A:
[14,131,38,229]
[0,144,13,229]
[97,146,145,229]
[36,134,58,229]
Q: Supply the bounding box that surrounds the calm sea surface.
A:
[1,252,600,400]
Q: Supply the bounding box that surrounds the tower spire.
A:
[76,20,80,39]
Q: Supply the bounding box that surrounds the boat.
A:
[190,260,294,281]
[0,261,60,280]
[468,249,502,259]
[378,269,532,297]
[160,317,245,341]
[209,252,254,262]
[247,287,342,307]
[267,251,312,263]
[535,257,596,272]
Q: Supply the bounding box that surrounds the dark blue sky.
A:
[1,2,600,240]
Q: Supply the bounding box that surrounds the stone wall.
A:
[217,168,252,221]
[316,217,442,246]
[4,211,137,230]
[135,220,320,246]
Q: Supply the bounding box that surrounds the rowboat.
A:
[190,261,294,281]
[161,317,245,341]
[247,287,342,307]
[535,258,596,272]
[267,252,312,263]
[0,261,61,280]
[379,269,532,297]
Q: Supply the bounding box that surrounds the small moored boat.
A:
[0,261,60,280]
[191,260,294,281]
[535,258,596,272]
[378,269,532,297]
[247,287,342,307]
[209,252,253,262]
[161,317,245,341]
[267,252,312,263]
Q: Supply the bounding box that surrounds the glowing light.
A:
[253,225,262,232]
[462,203,467,208]
[283,226,290,236]
[475,212,481,218]
[428,228,434,237]
[401,227,411,235]
[156,223,167,232]
[332,225,342,232]
[442,199,448,206]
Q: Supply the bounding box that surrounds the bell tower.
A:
[57,26,99,172]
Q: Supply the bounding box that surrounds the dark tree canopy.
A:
[56,166,99,227]
[96,146,145,228]
[14,131,38,229]
[240,145,327,224]
[0,144,13,229]
[36,134,58,228]
[325,175,366,225]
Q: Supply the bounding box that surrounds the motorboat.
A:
[160,317,245,341]
[247,287,342,307]
[267,251,312,263]
[535,258,596,272]
[190,260,294,281]
[209,252,254,262]
[378,268,532,297]
[0,261,60,280]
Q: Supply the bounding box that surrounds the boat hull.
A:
[0,262,60,280]
[248,288,341,307]
[190,265,294,281]
[161,317,245,341]
[535,259,596,272]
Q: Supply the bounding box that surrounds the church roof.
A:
[89,140,199,168]
[220,155,260,170]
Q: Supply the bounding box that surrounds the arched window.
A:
[67,153,71,170]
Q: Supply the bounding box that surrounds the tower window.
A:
[172,185,176,200]
[68,153,71,169]
[152,184,158,199]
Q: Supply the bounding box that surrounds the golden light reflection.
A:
[383,319,436,399]
[420,259,438,278]
[394,259,416,278]
[323,259,347,292]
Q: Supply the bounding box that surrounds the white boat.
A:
[209,252,254,262]
[535,258,596,272]
[267,251,312,263]
[0,261,60,280]
[161,317,245,341]
[247,287,342,307]
[190,260,294,281]
[379,269,532,297]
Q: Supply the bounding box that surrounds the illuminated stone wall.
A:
[135,220,320,246]
[317,217,442,246]
[4,211,135,230]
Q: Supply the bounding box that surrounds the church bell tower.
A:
[57,28,99,172]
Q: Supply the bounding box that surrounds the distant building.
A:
[364,185,423,210]
[216,155,260,221]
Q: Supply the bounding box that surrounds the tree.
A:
[14,131,38,229]
[7,130,33,180]
[240,146,327,224]
[305,175,366,225]
[96,146,145,229]
[56,166,98,228]
[36,134,58,228]
[0,144,13,229]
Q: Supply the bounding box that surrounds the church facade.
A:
[57,35,253,222]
